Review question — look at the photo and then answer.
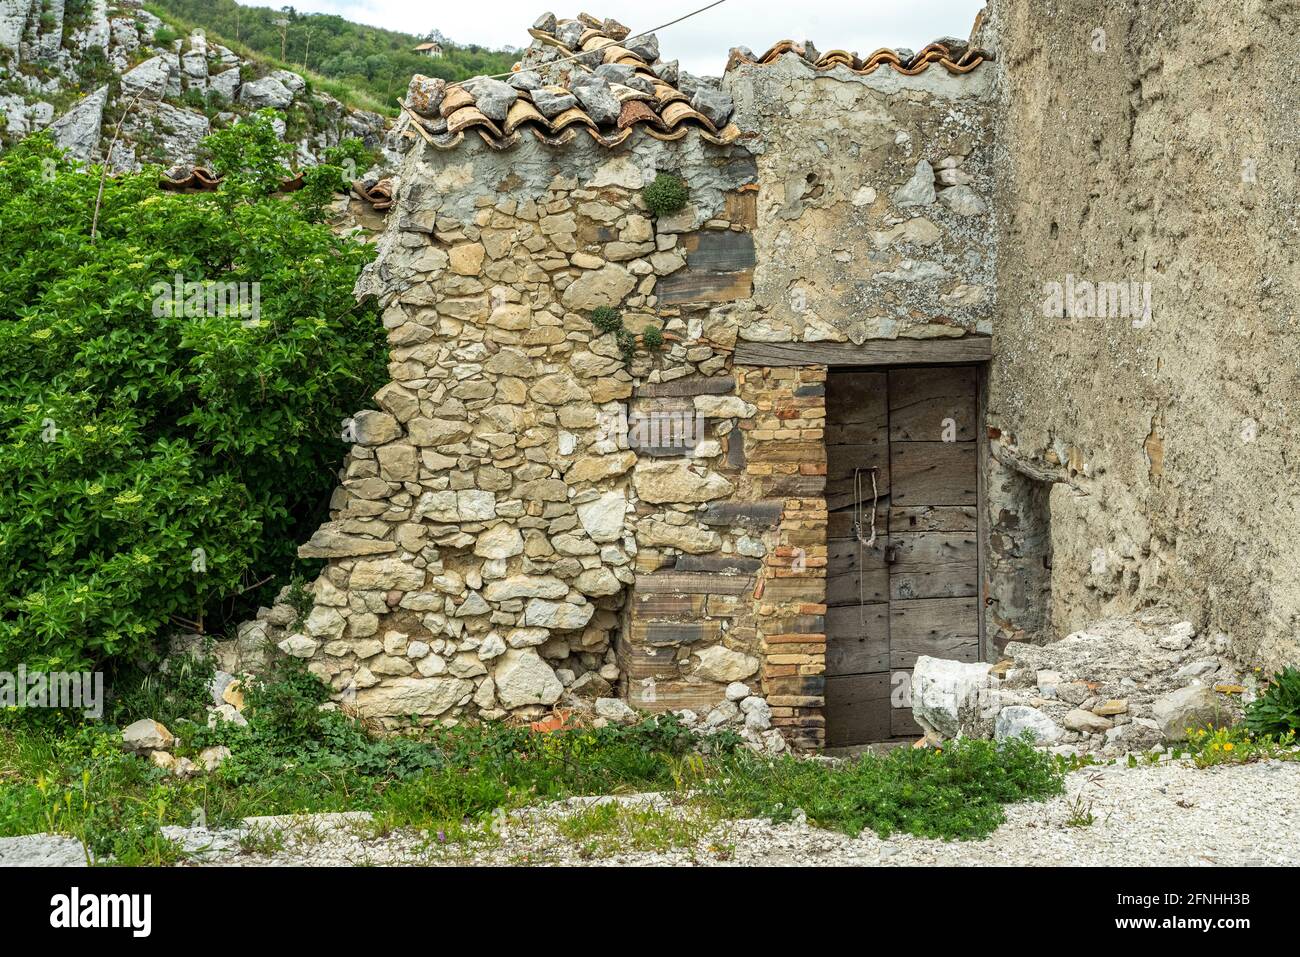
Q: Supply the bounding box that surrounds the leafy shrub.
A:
[0,132,386,671]
[641,324,664,351]
[642,172,688,218]
[200,108,295,198]
[701,735,1063,840]
[589,306,623,335]
[293,139,376,223]
[1245,666,1300,737]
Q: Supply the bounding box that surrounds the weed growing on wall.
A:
[642,172,688,218]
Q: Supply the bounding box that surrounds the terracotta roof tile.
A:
[400,15,740,151]
[399,16,988,153]
[726,39,990,76]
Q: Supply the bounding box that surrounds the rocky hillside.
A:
[0,0,387,170]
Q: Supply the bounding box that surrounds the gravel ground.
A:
[172,757,1298,867]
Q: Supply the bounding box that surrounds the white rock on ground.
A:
[0,834,89,866]
[910,655,999,739]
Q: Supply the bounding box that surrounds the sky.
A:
[269,0,988,75]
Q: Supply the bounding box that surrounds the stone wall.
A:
[983,0,1300,669]
[243,33,1001,750]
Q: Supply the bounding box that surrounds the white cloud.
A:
[262,0,988,76]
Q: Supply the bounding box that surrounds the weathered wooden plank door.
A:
[825,366,980,746]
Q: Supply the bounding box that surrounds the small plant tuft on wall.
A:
[641,324,664,351]
[588,308,646,366]
[642,172,689,218]
[590,306,624,335]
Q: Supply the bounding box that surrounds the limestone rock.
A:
[199,746,232,772]
[277,634,319,658]
[569,74,620,125]
[892,159,936,207]
[560,263,636,310]
[910,655,999,739]
[239,75,294,109]
[638,519,720,554]
[1063,708,1113,734]
[693,645,759,682]
[1152,685,1229,741]
[121,719,174,752]
[405,74,445,116]
[493,648,564,709]
[474,524,524,559]
[484,575,568,601]
[464,76,517,121]
[994,705,1062,744]
[576,491,626,542]
[354,677,473,717]
[523,598,595,631]
[351,409,401,445]
[595,697,637,723]
[349,559,425,591]
[48,85,109,162]
[633,461,735,504]
[120,54,172,98]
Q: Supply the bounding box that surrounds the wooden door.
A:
[824,366,980,746]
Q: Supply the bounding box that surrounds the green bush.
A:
[0,131,386,671]
[642,172,688,218]
[1246,666,1300,737]
[641,324,664,351]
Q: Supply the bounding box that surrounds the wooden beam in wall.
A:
[734,337,993,367]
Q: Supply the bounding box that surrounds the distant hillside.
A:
[148,0,519,111]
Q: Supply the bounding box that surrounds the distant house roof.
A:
[414,42,442,51]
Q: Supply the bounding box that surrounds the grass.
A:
[555,801,722,860]
[0,656,1068,864]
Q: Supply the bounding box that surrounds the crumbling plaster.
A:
[983,0,1300,668]
[725,52,998,342]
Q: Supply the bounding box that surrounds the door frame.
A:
[736,336,993,747]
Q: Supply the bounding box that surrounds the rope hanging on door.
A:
[852,467,880,629]
[852,467,879,548]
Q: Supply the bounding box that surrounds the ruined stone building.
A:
[243,0,1299,751]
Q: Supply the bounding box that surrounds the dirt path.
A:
[172,758,1298,867]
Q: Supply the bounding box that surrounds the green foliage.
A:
[200,108,295,198]
[616,328,637,364]
[700,735,1063,840]
[1245,666,1300,737]
[146,0,517,114]
[642,172,689,218]
[0,686,1069,862]
[589,306,623,335]
[0,133,386,671]
[293,139,375,222]
[587,307,641,366]
[108,650,217,729]
[1185,724,1298,767]
[641,324,664,351]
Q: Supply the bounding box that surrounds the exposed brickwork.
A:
[739,366,829,749]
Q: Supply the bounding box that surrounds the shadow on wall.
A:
[986,449,1054,651]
